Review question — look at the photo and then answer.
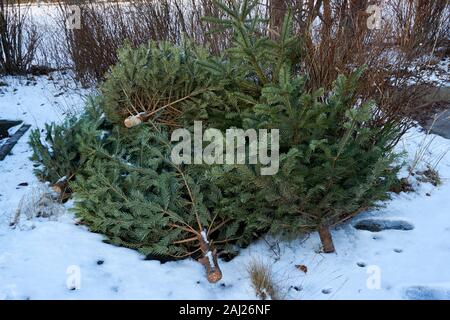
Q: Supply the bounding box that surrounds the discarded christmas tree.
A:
[203,0,402,253]
[71,123,253,282]
[29,0,404,273]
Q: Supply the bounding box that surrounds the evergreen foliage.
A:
[71,124,249,259]
[209,70,401,240]
[29,102,106,185]
[99,41,254,130]
[202,0,403,250]
[202,0,301,87]
[29,0,405,264]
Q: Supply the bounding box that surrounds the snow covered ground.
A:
[1,74,450,300]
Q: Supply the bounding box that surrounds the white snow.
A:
[407,57,450,86]
[1,73,450,300]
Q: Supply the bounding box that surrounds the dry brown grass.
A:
[247,259,280,300]
[10,184,65,228]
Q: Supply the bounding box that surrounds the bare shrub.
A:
[51,0,448,128]
[0,0,40,75]
[387,0,449,55]
[23,0,440,144]
[293,1,448,128]
[55,0,236,86]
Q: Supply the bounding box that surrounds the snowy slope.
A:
[1,75,450,300]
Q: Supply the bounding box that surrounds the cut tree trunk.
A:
[198,249,222,283]
[124,112,147,128]
[318,225,335,253]
[198,234,222,283]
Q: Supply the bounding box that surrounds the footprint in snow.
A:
[403,285,450,300]
[322,288,332,294]
[356,262,366,268]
